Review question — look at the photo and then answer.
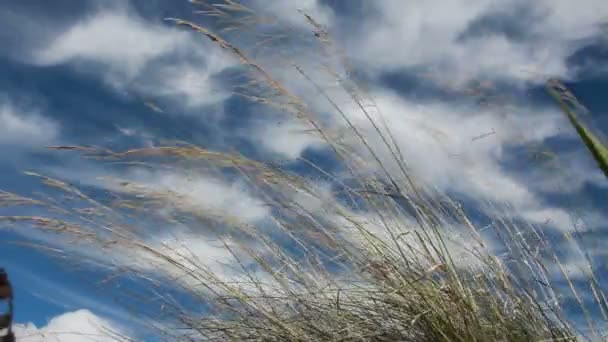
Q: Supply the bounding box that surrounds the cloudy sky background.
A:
[0,0,607,340]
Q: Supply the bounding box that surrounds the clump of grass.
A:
[1,1,607,341]
[4,146,587,341]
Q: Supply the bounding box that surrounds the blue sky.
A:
[0,0,607,340]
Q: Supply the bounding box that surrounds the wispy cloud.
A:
[260,0,607,84]
[341,0,608,84]
[0,101,58,146]
[251,0,334,28]
[34,10,186,80]
[31,8,236,110]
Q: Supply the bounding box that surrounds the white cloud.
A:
[14,310,128,342]
[538,1,608,40]
[120,231,257,288]
[317,0,608,84]
[42,159,271,226]
[33,9,236,109]
[116,170,270,224]
[35,11,185,80]
[0,102,58,146]
[251,0,334,29]
[254,78,563,198]
[158,173,269,223]
[256,119,326,159]
[135,54,233,109]
[244,55,605,233]
[228,0,608,233]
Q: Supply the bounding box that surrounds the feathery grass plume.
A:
[1,1,606,341]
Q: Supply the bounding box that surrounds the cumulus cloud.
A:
[13,310,128,342]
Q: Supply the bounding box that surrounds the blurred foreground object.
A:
[0,269,14,342]
[547,78,608,179]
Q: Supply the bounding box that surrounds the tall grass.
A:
[1,1,607,341]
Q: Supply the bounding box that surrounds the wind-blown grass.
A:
[547,79,608,180]
[1,1,607,341]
